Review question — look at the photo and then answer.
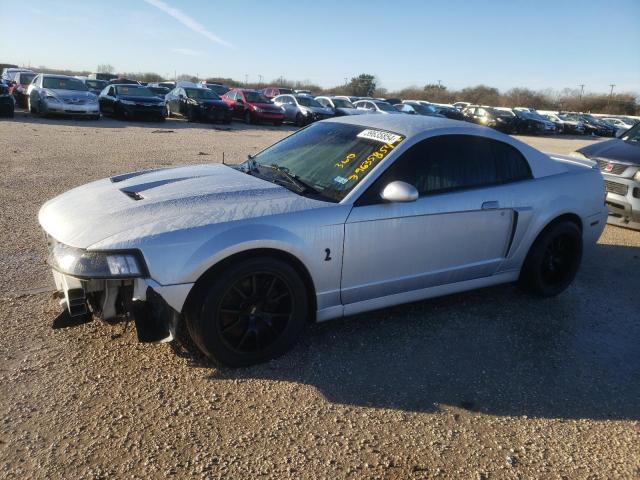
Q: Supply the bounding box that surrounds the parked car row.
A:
[2,67,638,136]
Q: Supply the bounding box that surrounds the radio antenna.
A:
[222,151,225,165]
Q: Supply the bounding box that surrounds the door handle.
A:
[482,201,500,210]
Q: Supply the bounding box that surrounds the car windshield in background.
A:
[493,109,515,117]
[116,85,154,97]
[86,80,107,90]
[249,122,405,202]
[413,104,437,114]
[186,88,220,100]
[208,85,229,95]
[244,91,269,103]
[43,77,88,91]
[20,73,35,84]
[279,88,293,94]
[148,87,169,95]
[375,102,395,112]
[296,96,322,108]
[621,123,640,143]
[332,98,354,108]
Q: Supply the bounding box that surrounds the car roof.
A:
[41,74,77,79]
[323,113,483,137]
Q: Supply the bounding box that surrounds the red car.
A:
[222,88,285,125]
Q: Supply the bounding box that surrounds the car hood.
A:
[250,102,282,112]
[117,95,164,103]
[39,164,329,249]
[336,107,367,115]
[578,138,640,165]
[197,99,229,108]
[306,106,334,115]
[47,89,96,100]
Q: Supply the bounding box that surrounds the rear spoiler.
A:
[547,153,598,170]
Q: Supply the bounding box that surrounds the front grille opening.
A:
[604,180,629,196]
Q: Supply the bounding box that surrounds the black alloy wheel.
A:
[520,221,582,297]
[186,257,308,366]
[217,272,293,354]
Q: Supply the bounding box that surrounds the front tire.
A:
[244,110,252,125]
[185,257,309,367]
[519,221,583,297]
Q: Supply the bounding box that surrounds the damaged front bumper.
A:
[51,270,191,343]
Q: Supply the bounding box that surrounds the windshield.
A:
[297,96,322,107]
[115,85,154,97]
[491,109,515,117]
[412,103,437,114]
[244,91,269,103]
[208,84,229,95]
[279,88,293,94]
[149,86,169,95]
[248,122,405,202]
[375,102,395,112]
[43,77,88,91]
[332,98,354,108]
[19,73,35,84]
[186,88,220,100]
[86,79,107,90]
[621,123,640,143]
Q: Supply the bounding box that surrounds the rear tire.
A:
[295,113,304,127]
[519,221,582,297]
[185,257,309,367]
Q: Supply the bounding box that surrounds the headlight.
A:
[254,107,265,113]
[633,171,640,182]
[88,96,98,104]
[569,151,588,160]
[45,94,60,102]
[48,241,146,278]
[120,99,136,105]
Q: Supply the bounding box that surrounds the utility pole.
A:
[437,79,442,88]
[245,74,248,85]
[258,74,263,86]
[578,84,585,100]
[607,84,616,111]
[344,77,348,85]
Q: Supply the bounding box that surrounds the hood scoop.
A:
[111,167,174,183]
[119,177,196,201]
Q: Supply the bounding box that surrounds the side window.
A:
[357,135,533,205]
[108,86,115,96]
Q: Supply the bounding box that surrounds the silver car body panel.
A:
[40,115,607,323]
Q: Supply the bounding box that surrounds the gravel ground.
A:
[1,111,639,479]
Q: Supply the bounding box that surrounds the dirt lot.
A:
[1,112,639,479]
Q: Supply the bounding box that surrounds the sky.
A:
[0,0,638,94]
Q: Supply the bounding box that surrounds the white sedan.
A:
[39,115,607,366]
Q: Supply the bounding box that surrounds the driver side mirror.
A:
[236,98,243,103]
[380,181,418,203]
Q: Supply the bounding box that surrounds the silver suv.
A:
[572,122,640,230]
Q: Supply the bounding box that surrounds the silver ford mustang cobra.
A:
[39,115,607,366]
